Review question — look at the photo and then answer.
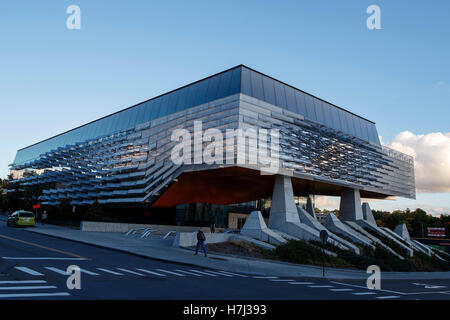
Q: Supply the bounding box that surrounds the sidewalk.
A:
[4,217,450,280]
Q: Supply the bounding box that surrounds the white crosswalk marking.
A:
[0,286,57,291]
[13,267,43,276]
[174,270,203,276]
[203,270,233,277]
[217,271,248,278]
[330,288,354,292]
[45,267,70,276]
[0,292,70,298]
[308,285,334,288]
[116,268,145,276]
[353,292,377,295]
[96,268,124,275]
[376,296,400,299]
[253,276,278,279]
[156,269,185,277]
[188,270,219,277]
[80,268,100,276]
[0,280,47,285]
[288,282,314,285]
[136,269,166,276]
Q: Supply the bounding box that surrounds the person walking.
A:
[210,222,215,234]
[41,211,47,225]
[194,228,207,257]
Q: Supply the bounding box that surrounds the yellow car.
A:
[7,210,36,227]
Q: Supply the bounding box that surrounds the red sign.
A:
[427,228,446,238]
[32,204,40,209]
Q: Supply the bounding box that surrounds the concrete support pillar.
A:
[338,187,363,222]
[306,197,316,219]
[268,175,300,229]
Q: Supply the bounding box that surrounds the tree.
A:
[84,200,104,222]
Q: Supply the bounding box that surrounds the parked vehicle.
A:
[7,210,35,227]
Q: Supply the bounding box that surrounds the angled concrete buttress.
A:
[241,211,286,245]
[394,223,411,241]
[362,202,377,227]
[338,187,364,222]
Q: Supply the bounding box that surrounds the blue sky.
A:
[0,1,449,214]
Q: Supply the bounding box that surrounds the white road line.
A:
[174,270,203,276]
[45,267,70,276]
[253,276,278,279]
[331,281,404,295]
[2,257,85,260]
[14,267,44,276]
[330,288,354,292]
[308,285,334,288]
[136,269,166,277]
[116,268,145,276]
[376,296,400,299]
[270,279,295,282]
[0,286,57,291]
[217,271,248,278]
[0,280,47,285]
[203,270,233,277]
[79,268,100,276]
[0,292,70,298]
[96,268,124,276]
[288,282,314,285]
[156,269,185,277]
[352,292,377,295]
[188,270,219,277]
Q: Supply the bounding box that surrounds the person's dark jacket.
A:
[197,230,206,242]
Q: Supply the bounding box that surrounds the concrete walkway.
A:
[2,215,450,280]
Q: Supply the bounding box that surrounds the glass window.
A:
[135,104,147,126]
[229,67,241,94]
[240,67,252,96]
[330,106,342,131]
[295,91,307,116]
[262,76,276,105]
[150,97,162,120]
[167,90,179,115]
[345,113,356,137]
[175,87,188,113]
[194,79,209,106]
[284,86,297,113]
[369,124,380,144]
[337,110,348,133]
[185,82,199,109]
[205,74,220,102]
[313,99,325,124]
[304,95,317,121]
[158,95,170,118]
[352,116,362,139]
[142,101,153,122]
[360,119,370,142]
[274,82,287,109]
[216,70,232,99]
[250,70,264,101]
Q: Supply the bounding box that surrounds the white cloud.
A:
[386,131,450,193]
[315,196,339,210]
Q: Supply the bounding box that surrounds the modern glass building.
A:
[9,65,415,222]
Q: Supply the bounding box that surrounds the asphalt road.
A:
[1,222,449,300]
